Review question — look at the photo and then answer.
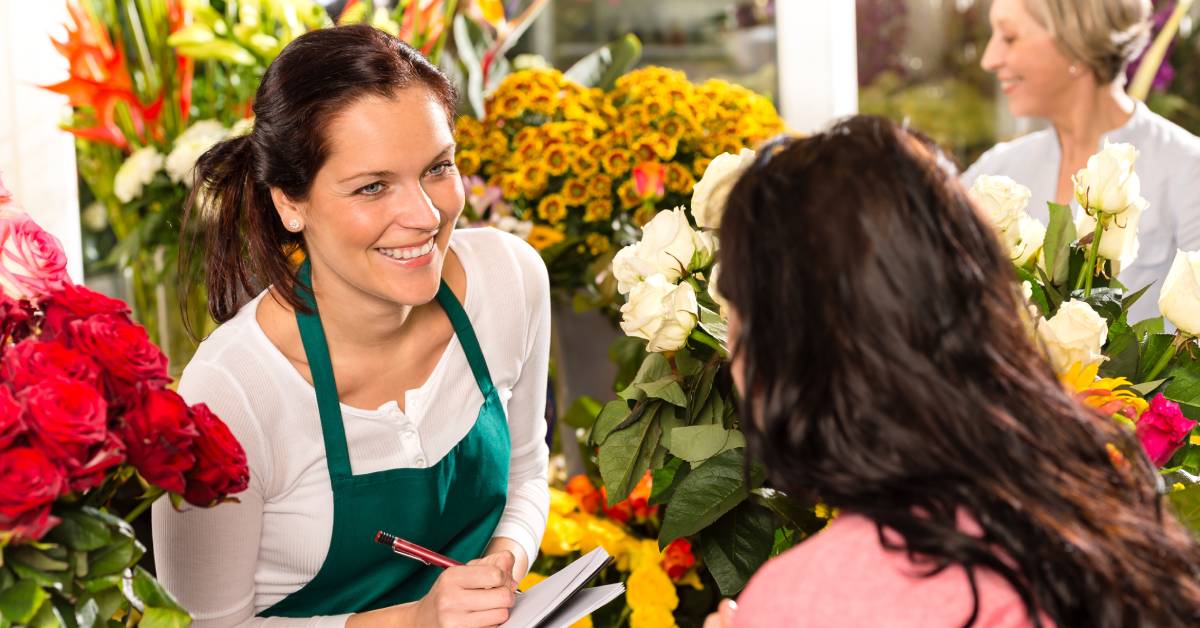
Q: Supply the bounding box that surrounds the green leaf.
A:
[88,535,142,579]
[74,598,101,628]
[697,501,777,596]
[688,364,718,423]
[1099,320,1138,380]
[1138,334,1178,381]
[1168,483,1200,535]
[590,400,632,446]
[452,14,486,118]
[1044,202,1077,286]
[633,353,673,385]
[674,348,704,379]
[650,458,689,506]
[25,596,62,628]
[1133,317,1166,338]
[1131,378,1167,396]
[564,395,602,429]
[667,426,746,463]
[1036,266,1064,311]
[46,508,113,552]
[78,588,125,628]
[609,336,649,392]
[599,404,663,505]
[657,405,687,450]
[751,488,826,533]
[563,34,643,90]
[1014,267,1049,317]
[697,306,727,347]
[140,607,191,628]
[693,391,726,427]
[1072,287,1123,325]
[0,580,46,624]
[637,377,688,407]
[659,449,762,544]
[132,567,188,615]
[10,547,69,573]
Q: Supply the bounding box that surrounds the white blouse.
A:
[152,228,551,627]
[963,101,1200,323]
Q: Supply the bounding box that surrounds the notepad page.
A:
[500,547,611,627]
[534,583,625,628]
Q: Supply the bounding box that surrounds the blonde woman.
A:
[963,0,1200,322]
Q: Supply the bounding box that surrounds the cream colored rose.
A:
[968,175,1031,247]
[1037,299,1108,373]
[620,274,699,352]
[1011,214,1046,267]
[692,230,717,269]
[114,147,165,203]
[1076,198,1143,271]
[708,263,730,314]
[613,208,702,294]
[167,120,229,185]
[691,148,755,230]
[1158,250,1200,336]
[612,243,658,295]
[1072,140,1146,217]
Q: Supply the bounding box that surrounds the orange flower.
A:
[602,470,657,523]
[632,162,666,200]
[661,538,696,580]
[566,474,603,514]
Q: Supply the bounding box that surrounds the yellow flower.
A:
[455,115,483,141]
[499,174,524,201]
[562,178,590,205]
[540,515,582,556]
[633,205,657,226]
[569,616,594,628]
[632,135,672,163]
[572,152,601,177]
[579,517,629,557]
[626,565,679,611]
[537,194,569,223]
[549,487,580,515]
[544,144,574,177]
[630,539,664,572]
[585,199,614,223]
[663,163,694,194]
[693,156,713,178]
[527,225,565,251]
[618,179,642,210]
[516,139,543,164]
[588,174,613,200]
[603,149,634,177]
[514,126,543,147]
[527,91,556,115]
[489,91,528,118]
[480,130,510,161]
[657,116,688,143]
[1060,362,1149,422]
[585,233,611,255]
[456,151,481,177]
[630,606,677,628]
[676,570,704,591]
[519,572,547,591]
[518,163,550,197]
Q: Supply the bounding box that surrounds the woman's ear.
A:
[271,187,305,232]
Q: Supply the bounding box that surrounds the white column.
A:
[0,2,83,283]
[775,0,859,134]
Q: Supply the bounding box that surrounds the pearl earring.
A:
[1068,64,1080,76]
[287,219,302,231]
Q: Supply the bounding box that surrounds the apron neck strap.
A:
[294,259,353,480]
[435,283,495,399]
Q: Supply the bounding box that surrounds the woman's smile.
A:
[376,235,438,268]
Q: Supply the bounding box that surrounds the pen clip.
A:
[394,547,432,566]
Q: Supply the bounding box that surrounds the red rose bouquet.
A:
[0,176,248,625]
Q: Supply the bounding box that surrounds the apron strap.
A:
[435,283,496,400]
[294,260,354,480]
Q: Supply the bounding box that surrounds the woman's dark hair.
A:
[717,115,1200,626]
[179,24,456,332]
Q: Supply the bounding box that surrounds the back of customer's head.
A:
[717,115,1200,626]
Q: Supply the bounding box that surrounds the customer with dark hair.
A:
[153,25,550,627]
[705,116,1200,627]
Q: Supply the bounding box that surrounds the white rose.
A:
[968,175,1031,245]
[1072,140,1146,217]
[691,148,755,230]
[620,274,699,352]
[1075,197,1143,271]
[166,120,229,185]
[709,263,730,314]
[114,146,165,203]
[1011,214,1046,267]
[692,230,717,270]
[635,207,700,282]
[1037,299,1108,373]
[612,243,657,295]
[1158,250,1200,336]
[229,117,255,137]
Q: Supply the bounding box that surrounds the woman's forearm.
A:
[345,602,417,628]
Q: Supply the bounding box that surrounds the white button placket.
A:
[394,407,426,467]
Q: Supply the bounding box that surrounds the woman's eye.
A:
[428,160,457,177]
[357,181,385,196]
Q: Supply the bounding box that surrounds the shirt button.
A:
[415,456,426,466]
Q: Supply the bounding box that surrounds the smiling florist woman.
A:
[152,25,551,627]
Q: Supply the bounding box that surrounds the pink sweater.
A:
[734,514,1050,627]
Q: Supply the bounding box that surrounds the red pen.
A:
[374,531,462,568]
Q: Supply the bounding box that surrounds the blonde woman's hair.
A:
[1025,0,1153,84]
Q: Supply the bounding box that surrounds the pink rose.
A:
[1135,394,1197,467]
[0,211,68,301]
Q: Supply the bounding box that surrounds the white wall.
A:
[775,0,859,133]
[0,1,83,282]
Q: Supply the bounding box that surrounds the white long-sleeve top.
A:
[152,228,551,627]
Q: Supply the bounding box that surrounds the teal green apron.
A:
[261,261,510,617]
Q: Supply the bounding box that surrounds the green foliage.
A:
[564,34,643,91]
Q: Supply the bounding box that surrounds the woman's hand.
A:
[703,599,738,628]
[348,552,517,628]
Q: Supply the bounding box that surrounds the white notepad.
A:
[500,547,625,628]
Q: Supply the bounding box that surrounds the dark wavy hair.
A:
[179,24,456,333]
[717,116,1200,626]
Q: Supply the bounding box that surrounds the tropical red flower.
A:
[566,474,603,514]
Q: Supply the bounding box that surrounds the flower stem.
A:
[1144,333,1187,383]
[689,328,726,358]
[1080,218,1105,298]
[123,488,166,523]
